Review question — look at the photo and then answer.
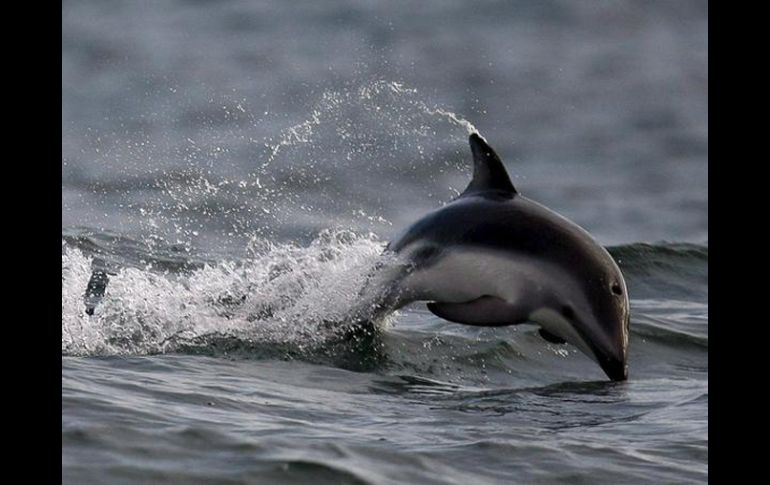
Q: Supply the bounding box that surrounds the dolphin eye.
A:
[611,283,623,296]
[561,305,575,319]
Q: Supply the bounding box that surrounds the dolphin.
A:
[370,133,630,381]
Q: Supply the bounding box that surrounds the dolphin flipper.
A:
[427,296,530,327]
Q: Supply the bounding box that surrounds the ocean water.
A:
[62,1,708,483]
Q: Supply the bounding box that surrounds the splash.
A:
[63,80,483,359]
[70,79,482,254]
[62,230,399,357]
[265,80,478,166]
[426,107,478,136]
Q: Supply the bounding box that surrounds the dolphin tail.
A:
[84,269,110,316]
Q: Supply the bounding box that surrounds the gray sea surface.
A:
[62,1,708,483]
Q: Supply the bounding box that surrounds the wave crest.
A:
[62,230,393,357]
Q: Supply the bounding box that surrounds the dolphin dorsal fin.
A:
[461,133,517,197]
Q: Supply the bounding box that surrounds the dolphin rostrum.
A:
[371,133,630,381]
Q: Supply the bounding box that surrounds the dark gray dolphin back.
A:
[388,193,610,276]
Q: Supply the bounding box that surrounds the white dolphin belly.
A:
[395,245,565,307]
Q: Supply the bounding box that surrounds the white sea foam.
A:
[62,230,397,357]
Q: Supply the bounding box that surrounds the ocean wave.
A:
[62,230,707,372]
[608,242,707,302]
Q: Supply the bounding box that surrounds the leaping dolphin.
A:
[372,133,630,381]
